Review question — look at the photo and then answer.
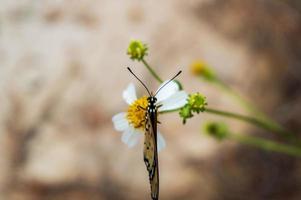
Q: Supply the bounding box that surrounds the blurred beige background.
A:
[1,0,301,199]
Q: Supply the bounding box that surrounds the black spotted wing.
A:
[144,109,159,200]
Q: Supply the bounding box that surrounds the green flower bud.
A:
[188,93,207,113]
[179,93,207,124]
[127,40,148,61]
[204,121,229,141]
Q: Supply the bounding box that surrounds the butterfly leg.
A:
[138,105,146,110]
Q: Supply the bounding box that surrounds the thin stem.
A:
[159,108,180,114]
[141,59,163,83]
[229,133,301,158]
[205,107,300,146]
[160,107,300,145]
[213,78,262,116]
[210,77,288,136]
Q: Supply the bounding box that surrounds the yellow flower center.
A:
[126,96,148,130]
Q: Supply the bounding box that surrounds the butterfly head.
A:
[147,96,157,105]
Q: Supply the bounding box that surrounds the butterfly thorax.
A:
[146,96,158,136]
[147,96,157,112]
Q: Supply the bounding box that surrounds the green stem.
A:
[229,133,301,158]
[213,78,262,116]
[205,107,300,145]
[211,77,288,137]
[141,59,163,83]
[159,108,181,114]
[160,107,300,145]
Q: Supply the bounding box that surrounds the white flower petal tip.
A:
[123,83,137,104]
[121,128,141,148]
[112,112,129,131]
[157,132,166,152]
[158,91,188,111]
[155,80,179,103]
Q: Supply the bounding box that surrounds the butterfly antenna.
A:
[154,70,182,97]
[127,67,151,96]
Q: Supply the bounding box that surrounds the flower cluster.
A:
[179,93,207,124]
[127,40,148,61]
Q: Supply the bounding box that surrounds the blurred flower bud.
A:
[127,40,148,61]
[204,121,229,141]
[179,93,207,124]
[190,60,216,81]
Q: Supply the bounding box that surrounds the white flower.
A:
[112,80,188,151]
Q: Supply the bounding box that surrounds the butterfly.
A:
[127,67,181,200]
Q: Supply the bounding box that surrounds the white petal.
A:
[158,91,188,111]
[112,112,129,131]
[127,132,142,147]
[121,128,132,143]
[123,83,137,105]
[121,127,142,148]
[157,131,166,152]
[155,80,179,103]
